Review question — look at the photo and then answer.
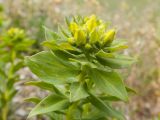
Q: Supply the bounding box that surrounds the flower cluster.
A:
[68,15,116,51]
[0,27,35,53]
[7,28,25,40]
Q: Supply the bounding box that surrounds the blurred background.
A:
[0,0,160,120]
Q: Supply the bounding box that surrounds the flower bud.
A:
[102,29,116,46]
[98,24,106,34]
[74,29,86,46]
[85,43,92,50]
[7,28,24,37]
[89,29,99,44]
[85,15,98,32]
[69,22,78,34]
[68,37,75,45]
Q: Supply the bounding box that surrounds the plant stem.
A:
[1,53,15,120]
[8,61,14,79]
[79,71,86,82]
[66,102,79,120]
[2,88,10,120]
[66,71,87,120]
[2,103,9,120]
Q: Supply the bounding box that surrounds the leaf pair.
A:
[25,51,80,85]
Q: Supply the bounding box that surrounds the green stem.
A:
[83,103,90,116]
[66,71,87,119]
[1,51,16,120]
[8,61,14,80]
[1,88,10,120]
[66,102,79,120]
[79,71,86,82]
[2,103,9,120]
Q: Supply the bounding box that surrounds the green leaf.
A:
[126,86,136,94]
[100,95,121,101]
[87,68,128,101]
[0,67,6,78]
[0,53,12,63]
[25,51,80,85]
[105,39,128,52]
[66,103,82,120]
[12,60,24,72]
[25,81,64,95]
[70,82,89,102]
[58,25,70,38]
[96,54,135,69]
[8,89,17,101]
[43,26,61,41]
[14,39,35,51]
[42,40,78,53]
[96,50,114,58]
[42,40,59,50]
[105,44,128,52]
[65,17,70,27]
[53,49,76,61]
[82,108,108,120]
[7,78,18,91]
[88,94,125,120]
[47,111,64,120]
[24,97,41,104]
[28,94,70,118]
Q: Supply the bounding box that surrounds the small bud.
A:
[68,37,75,45]
[103,29,116,46]
[89,29,99,44]
[7,28,25,40]
[85,15,98,32]
[98,24,106,34]
[85,43,92,49]
[74,29,86,46]
[69,22,79,34]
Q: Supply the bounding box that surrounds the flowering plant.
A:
[26,15,135,120]
[0,28,35,120]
